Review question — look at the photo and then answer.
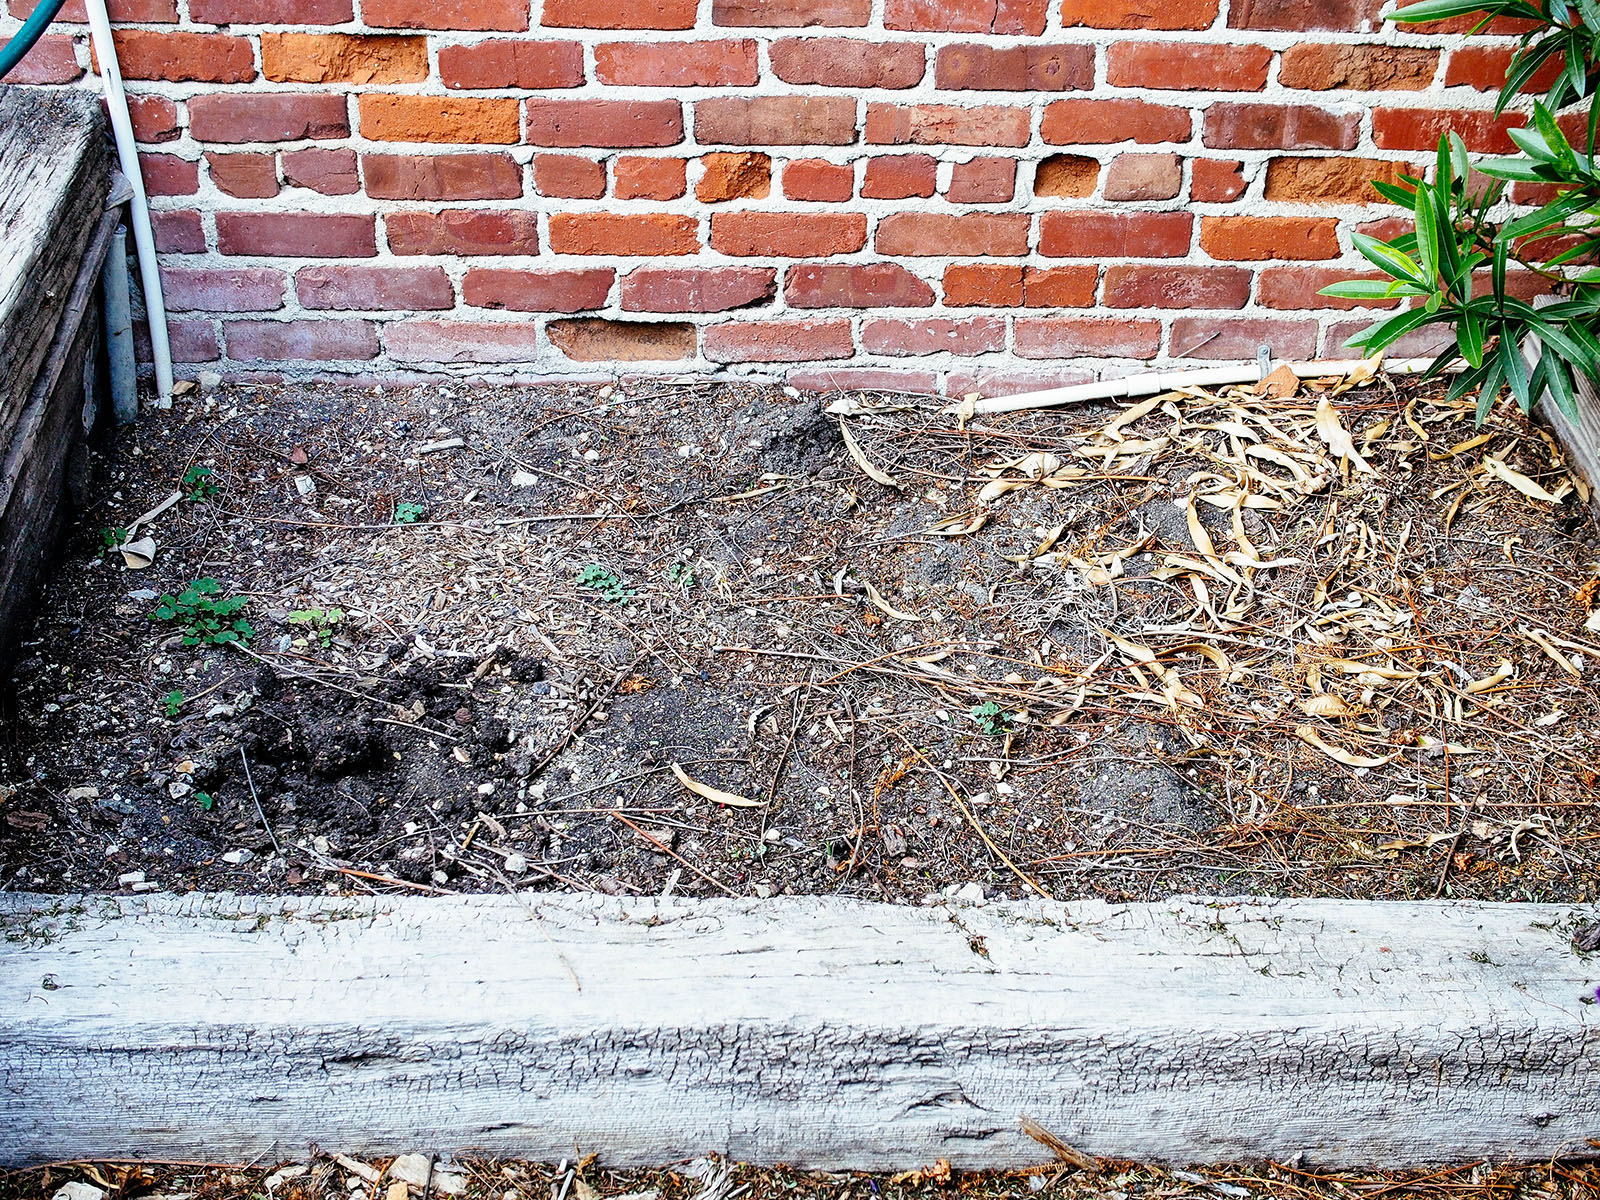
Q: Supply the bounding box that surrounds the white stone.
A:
[221,850,254,866]
[52,1185,105,1200]
[503,853,528,876]
[954,882,987,905]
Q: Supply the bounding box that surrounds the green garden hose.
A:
[0,0,71,80]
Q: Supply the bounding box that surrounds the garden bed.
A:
[1,371,1597,905]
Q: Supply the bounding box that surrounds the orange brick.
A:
[358,95,521,144]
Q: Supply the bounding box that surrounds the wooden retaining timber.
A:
[1,892,1596,1170]
[0,87,111,663]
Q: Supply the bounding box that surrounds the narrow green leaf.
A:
[1318,280,1424,299]
[1352,231,1429,285]
[1414,181,1440,286]
[1460,309,1485,367]
[1474,355,1507,424]
[1544,351,1582,422]
[1344,305,1438,353]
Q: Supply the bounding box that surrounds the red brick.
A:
[885,0,1046,34]
[1042,99,1191,145]
[596,39,757,86]
[1263,156,1415,204]
[1229,0,1383,30]
[1033,154,1099,197]
[877,212,1030,257]
[944,366,1093,398]
[696,152,771,202]
[1203,104,1359,151]
[784,158,853,201]
[129,96,179,144]
[387,322,545,364]
[1200,216,1340,260]
[526,99,684,147]
[944,264,1023,307]
[262,33,428,84]
[788,367,939,393]
[360,95,520,144]
[863,316,1004,355]
[363,153,522,200]
[5,35,81,83]
[866,103,1029,147]
[1280,44,1438,91]
[189,0,350,20]
[785,264,934,308]
[227,319,378,361]
[1445,45,1562,94]
[1356,216,1411,243]
[1373,108,1523,154]
[100,31,252,82]
[862,154,937,199]
[1060,0,1216,28]
[1015,318,1160,359]
[9,0,173,18]
[1323,317,1451,360]
[207,153,279,199]
[615,156,687,199]
[1039,213,1192,258]
[366,0,528,30]
[151,210,204,254]
[1103,265,1252,309]
[147,320,220,363]
[1257,266,1401,310]
[544,0,696,27]
[712,0,869,23]
[621,267,775,312]
[464,268,614,312]
[534,155,606,199]
[217,213,376,257]
[297,266,455,310]
[771,38,924,88]
[161,267,285,312]
[439,40,584,88]
[1022,266,1097,308]
[1191,159,1245,202]
[188,94,349,143]
[548,320,696,362]
[1390,0,1541,34]
[281,147,360,195]
[386,210,540,256]
[947,157,1015,204]
[934,44,1091,92]
[696,97,857,145]
[1170,317,1317,360]
[1104,153,1181,201]
[704,319,853,363]
[140,153,198,197]
[710,212,866,256]
[549,213,698,255]
[1107,42,1270,91]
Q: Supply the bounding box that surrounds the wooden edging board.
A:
[1,892,1596,1170]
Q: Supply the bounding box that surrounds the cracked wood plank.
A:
[1,893,1596,1169]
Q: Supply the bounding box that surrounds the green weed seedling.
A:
[394,501,425,524]
[288,607,344,649]
[151,578,254,647]
[194,791,215,812]
[667,561,696,589]
[98,526,128,555]
[182,466,220,501]
[163,690,185,718]
[969,700,1014,737]
[577,563,633,604]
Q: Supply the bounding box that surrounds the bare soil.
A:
[1,372,1597,905]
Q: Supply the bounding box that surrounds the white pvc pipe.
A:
[963,357,1440,415]
[84,0,173,407]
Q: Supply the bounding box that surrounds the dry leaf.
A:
[1295,725,1399,767]
[1299,693,1357,718]
[1314,396,1375,474]
[863,579,921,621]
[670,762,761,808]
[1482,456,1560,503]
[839,421,900,489]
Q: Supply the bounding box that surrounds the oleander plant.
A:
[1326,0,1600,421]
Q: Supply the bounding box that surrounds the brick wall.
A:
[2,0,1537,394]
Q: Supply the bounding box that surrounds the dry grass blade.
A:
[1020,1115,1098,1171]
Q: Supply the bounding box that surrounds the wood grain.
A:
[2,893,1596,1169]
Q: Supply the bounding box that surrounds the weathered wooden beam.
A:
[1,893,1596,1170]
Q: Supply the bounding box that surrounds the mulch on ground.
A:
[1,368,1596,904]
[6,1151,1599,1200]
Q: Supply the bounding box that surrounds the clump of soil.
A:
[1,374,1597,905]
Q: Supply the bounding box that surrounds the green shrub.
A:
[1328,0,1600,422]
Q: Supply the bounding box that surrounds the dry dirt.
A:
[1,372,1597,906]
